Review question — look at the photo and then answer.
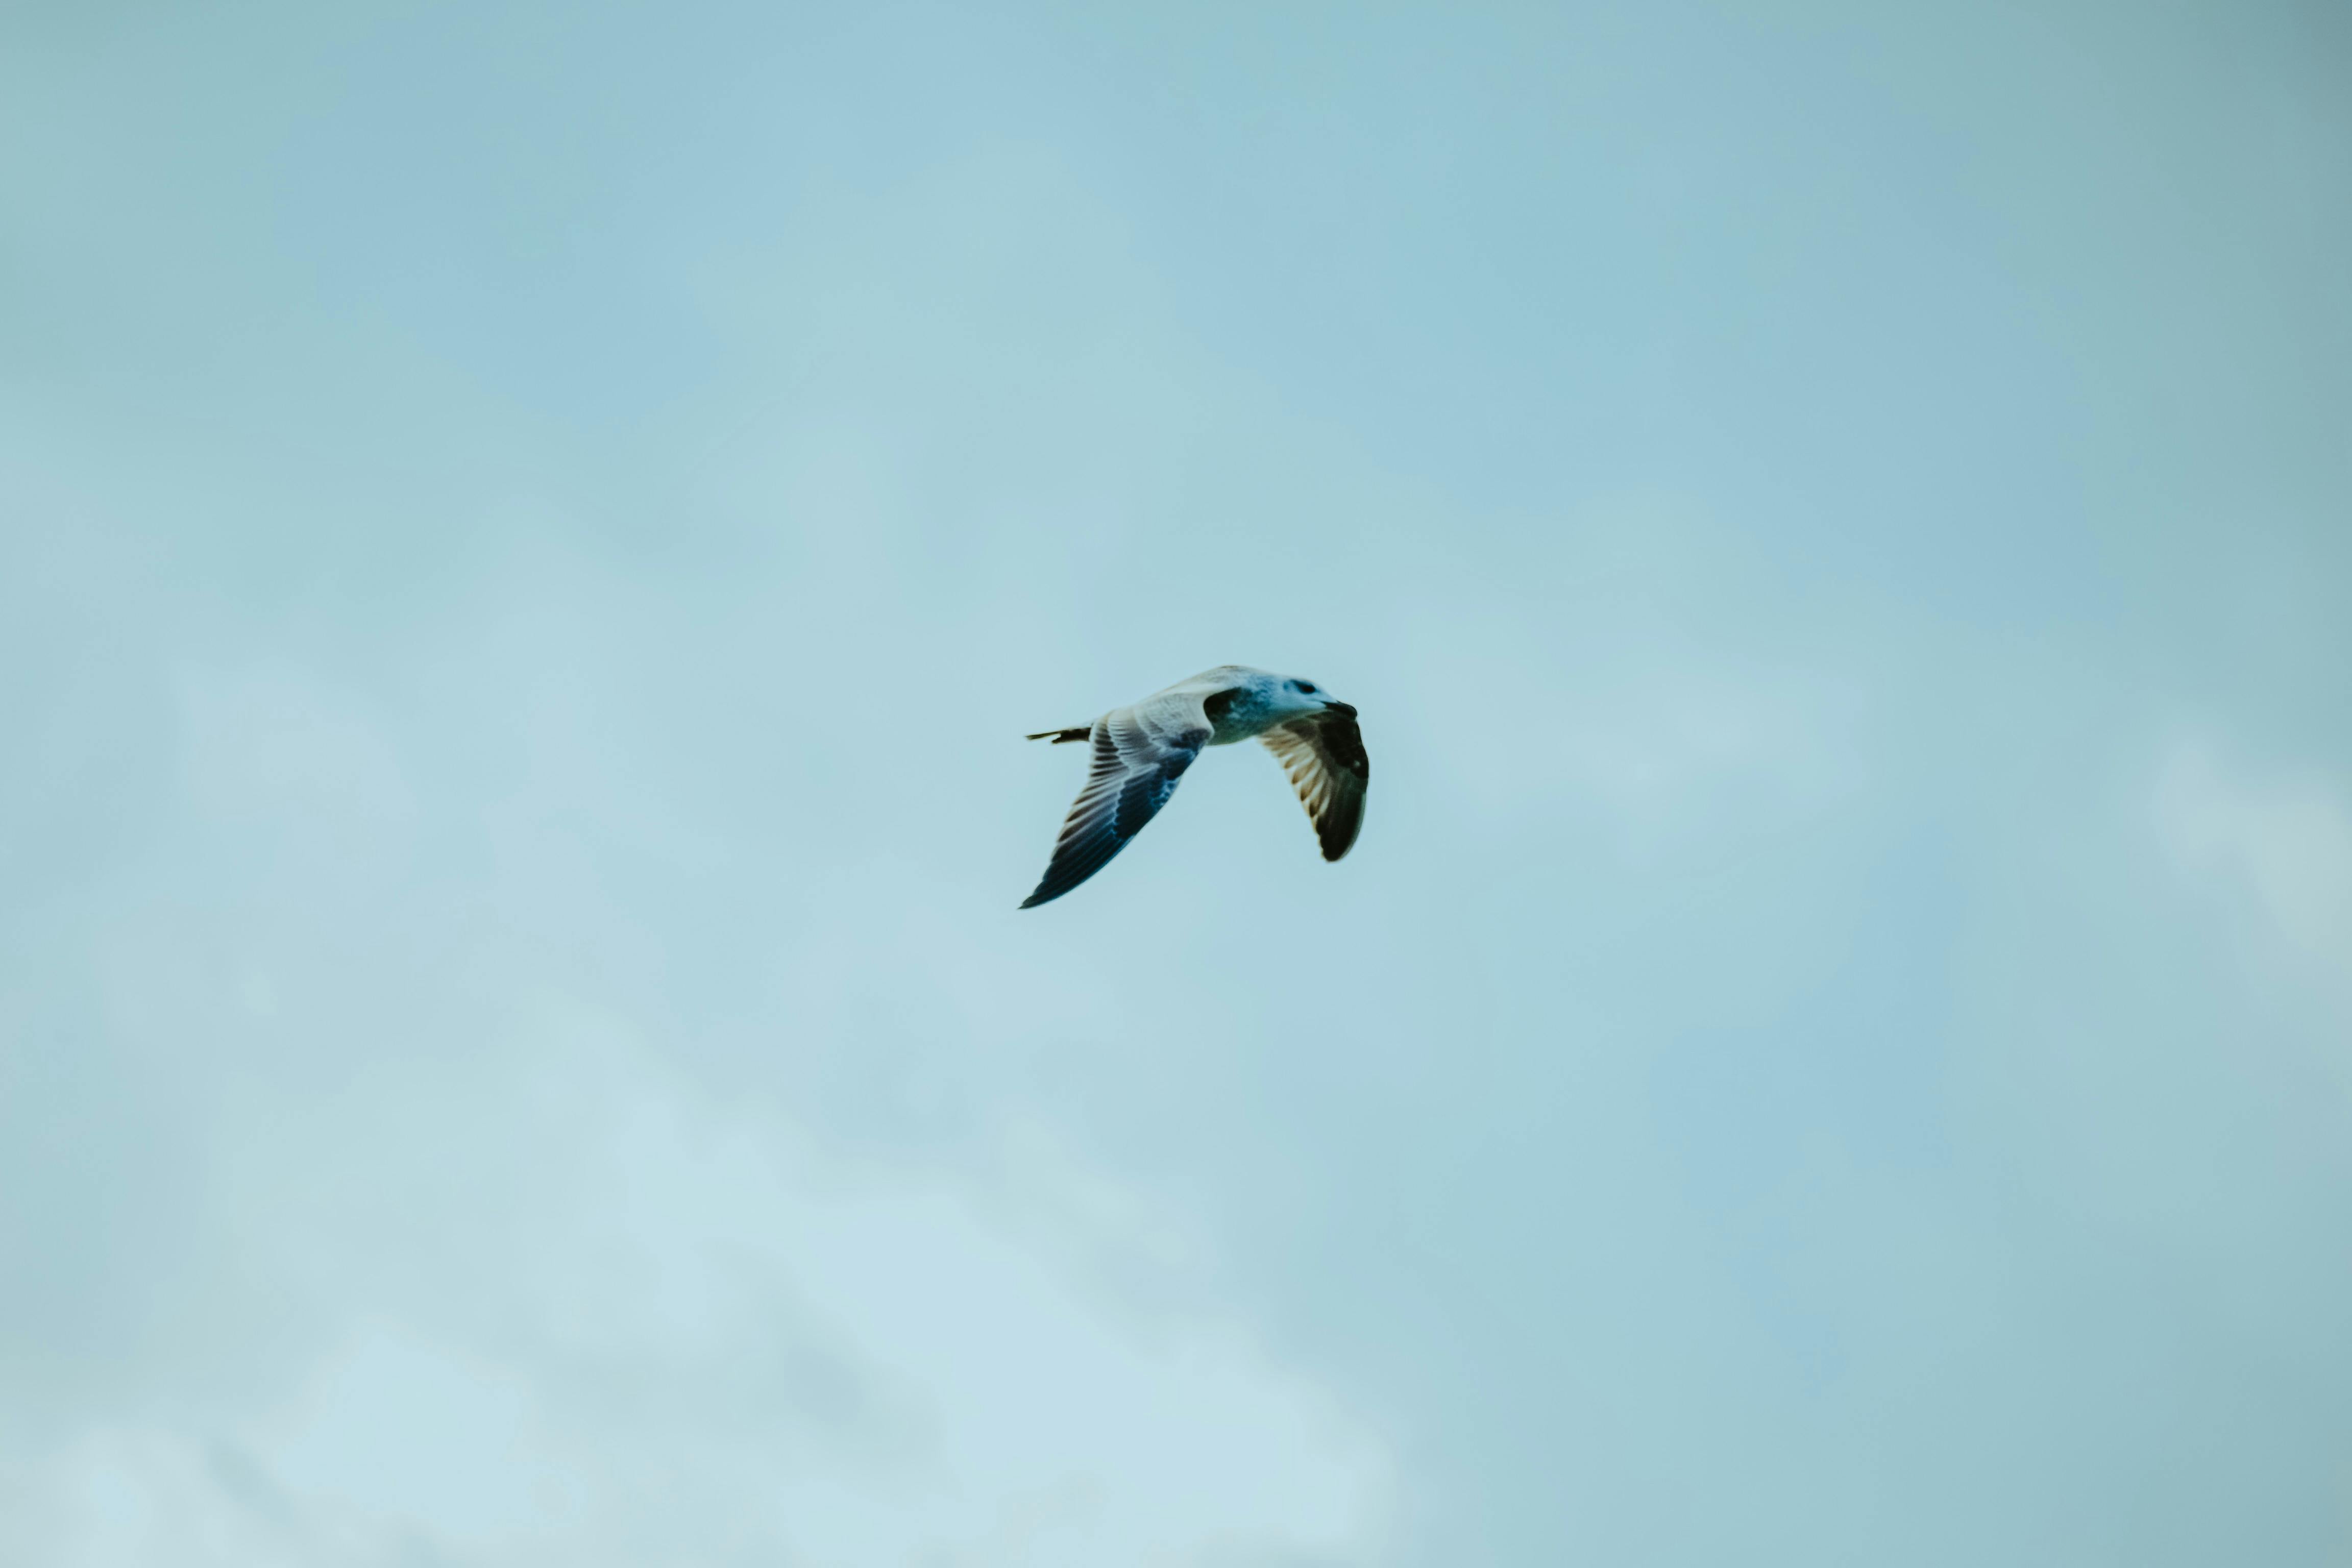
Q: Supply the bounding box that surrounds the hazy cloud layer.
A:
[4,1,2349,1563]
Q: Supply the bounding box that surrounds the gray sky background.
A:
[4,1,2350,1563]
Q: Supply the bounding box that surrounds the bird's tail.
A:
[1025,725,1092,744]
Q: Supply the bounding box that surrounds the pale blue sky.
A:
[4,2,2350,1563]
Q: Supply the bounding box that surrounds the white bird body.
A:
[1020,665,1368,908]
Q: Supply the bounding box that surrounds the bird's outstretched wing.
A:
[1261,704,1369,862]
[1021,705,1212,907]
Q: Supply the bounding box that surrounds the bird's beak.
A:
[1323,699,1357,719]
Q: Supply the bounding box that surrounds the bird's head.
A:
[1269,674,1349,720]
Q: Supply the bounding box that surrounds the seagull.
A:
[1020,665,1368,908]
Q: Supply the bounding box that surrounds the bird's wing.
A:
[1261,707,1369,862]
[1021,701,1212,908]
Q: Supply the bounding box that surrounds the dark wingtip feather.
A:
[1019,875,1085,909]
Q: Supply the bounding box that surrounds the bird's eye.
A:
[1296,681,1317,694]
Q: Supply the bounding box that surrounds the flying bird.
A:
[1020,665,1368,908]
